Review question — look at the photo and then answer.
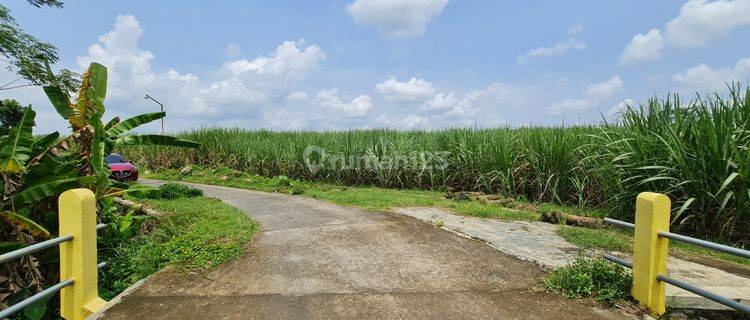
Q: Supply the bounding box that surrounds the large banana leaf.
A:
[42,86,71,120]
[0,241,28,254]
[0,108,35,173]
[9,176,97,206]
[70,63,107,129]
[104,116,120,131]
[115,134,200,148]
[33,132,60,151]
[43,61,72,119]
[0,211,50,238]
[86,63,107,119]
[106,112,165,137]
[87,62,107,107]
[90,120,107,177]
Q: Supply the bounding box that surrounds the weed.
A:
[544,256,632,305]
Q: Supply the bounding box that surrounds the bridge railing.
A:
[602,192,749,315]
[0,189,108,320]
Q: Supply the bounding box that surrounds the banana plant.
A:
[42,62,199,195]
[0,108,94,238]
[0,106,34,173]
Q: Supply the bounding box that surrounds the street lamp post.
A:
[144,94,164,134]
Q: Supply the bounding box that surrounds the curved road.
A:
[98,180,622,319]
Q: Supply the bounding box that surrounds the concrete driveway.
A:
[97,180,622,319]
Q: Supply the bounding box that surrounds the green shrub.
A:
[159,182,203,199]
[544,256,632,305]
[135,182,204,199]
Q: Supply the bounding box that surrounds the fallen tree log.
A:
[539,210,603,229]
[114,197,161,217]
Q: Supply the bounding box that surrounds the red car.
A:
[106,154,138,181]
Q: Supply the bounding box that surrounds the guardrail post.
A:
[631,192,670,315]
[59,189,107,320]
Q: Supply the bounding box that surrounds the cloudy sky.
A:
[3,0,750,132]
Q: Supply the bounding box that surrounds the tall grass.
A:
[124,86,750,244]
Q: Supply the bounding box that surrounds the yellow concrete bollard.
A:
[631,192,670,315]
[59,189,107,320]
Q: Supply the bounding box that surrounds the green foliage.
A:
[99,195,258,299]
[0,99,27,132]
[126,85,750,243]
[0,3,78,92]
[37,62,199,198]
[26,0,64,9]
[557,226,631,252]
[0,61,197,317]
[138,182,204,200]
[0,210,49,238]
[0,106,34,173]
[106,112,165,137]
[544,256,632,305]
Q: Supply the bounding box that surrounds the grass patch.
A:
[99,191,258,299]
[544,256,632,305]
[146,168,549,221]
[557,225,750,267]
[558,226,631,252]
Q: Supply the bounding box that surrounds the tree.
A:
[0,1,79,92]
[26,0,64,8]
[0,99,29,131]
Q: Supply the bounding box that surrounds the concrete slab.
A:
[393,207,750,311]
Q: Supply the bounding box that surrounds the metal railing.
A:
[0,189,109,320]
[601,193,749,315]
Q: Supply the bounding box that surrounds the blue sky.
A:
[3,0,750,132]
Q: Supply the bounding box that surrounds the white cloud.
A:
[548,76,625,114]
[285,91,308,102]
[547,99,595,115]
[223,44,242,59]
[375,113,427,129]
[666,0,750,47]
[347,0,449,37]
[315,89,373,117]
[375,76,436,102]
[75,15,326,122]
[222,40,325,90]
[77,15,168,100]
[620,29,664,64]
[673,56,750,90]
[435,82,524,122]
[585,76,625,98]
[190,78,268,116]
[517,24,586,63]
[566,23,584,36]
[263,108,308,129]
[422,92,457,111]
[621,0,750,65]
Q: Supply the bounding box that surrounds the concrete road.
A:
[97,180,623,320]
